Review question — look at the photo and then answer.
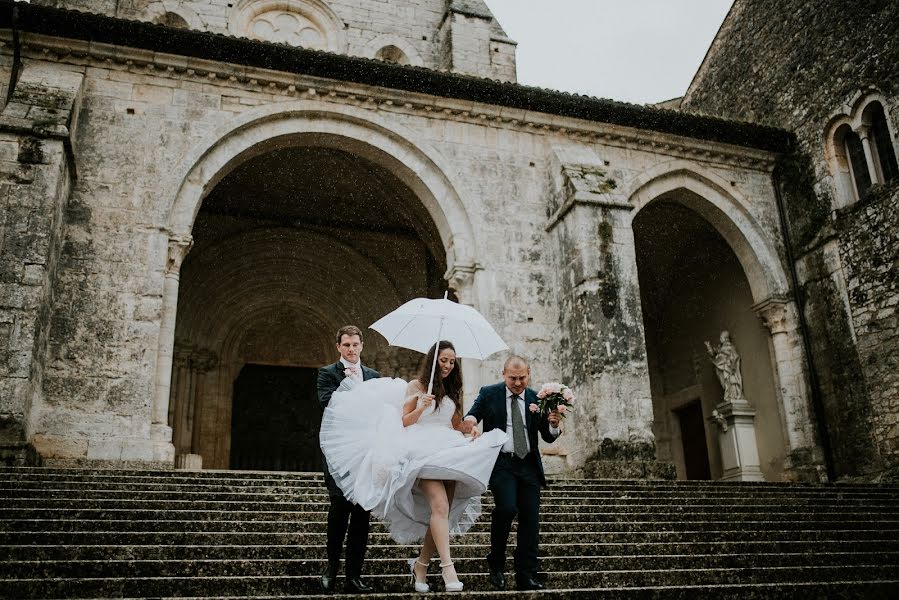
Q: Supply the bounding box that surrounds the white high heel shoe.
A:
[408,558,430,593]
[440,562,464,592]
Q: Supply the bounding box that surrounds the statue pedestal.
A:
[710,400,764,482]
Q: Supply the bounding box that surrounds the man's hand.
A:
[468,428,481,439]
[547,409,561,428]
[460,416,477,434]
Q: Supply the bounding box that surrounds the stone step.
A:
[6,551,899,579]
[8,490,899,513]
[3,565,896,597]
[6,507,894,524]
[3,528,895,547]
[6,539,899,562]
[73,582,899,600]
[3,467,897,491]
[3,517,897,535]
[3,475,897,497]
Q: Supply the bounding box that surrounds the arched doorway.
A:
[167,140,454,469]
[632,186,788,481]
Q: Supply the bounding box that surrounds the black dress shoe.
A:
[515,575,545,591]
[487,570,506,591]
[345,576,373,593]
[320,567,338,593]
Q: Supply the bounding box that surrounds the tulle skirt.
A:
[320,377,508,544]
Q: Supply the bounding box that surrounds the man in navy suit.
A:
[317,325,380,594]
[461,355,561,591]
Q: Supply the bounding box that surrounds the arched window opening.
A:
[826,95,899,206]
[375,45,409,65]
[157,12,190,29]
[867,103,899,184]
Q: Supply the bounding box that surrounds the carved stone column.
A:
[857,126,881,187]
[753,297,823,480]
[151,236,193,462]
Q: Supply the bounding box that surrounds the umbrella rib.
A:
[388,317,420,345]
[465,320,485,358]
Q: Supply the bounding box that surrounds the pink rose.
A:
[528,404,539,413]
[537,389,547,399]
[558,404,567,413]
[563,388,574,402]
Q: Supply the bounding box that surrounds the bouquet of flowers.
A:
[531,382,575,419]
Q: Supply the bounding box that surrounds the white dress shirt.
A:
[340,358,364,382]
[502,387,561,454]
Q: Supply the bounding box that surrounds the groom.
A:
[317,325,380,593]
[461,355,561,591]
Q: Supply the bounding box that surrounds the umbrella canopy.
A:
[371,295,508,395]
[370,296,508,360]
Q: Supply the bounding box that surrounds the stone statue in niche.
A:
[705,330,745,403]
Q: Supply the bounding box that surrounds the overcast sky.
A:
[483,1,734,105]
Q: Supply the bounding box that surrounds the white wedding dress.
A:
[320,377,508,544]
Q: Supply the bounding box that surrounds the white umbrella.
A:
[370,292,508,394]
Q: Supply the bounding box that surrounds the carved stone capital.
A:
[166,235,194,276]
[752,297,792,335]
[445,263,479,294]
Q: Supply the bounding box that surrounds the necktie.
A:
[511,395,528,459]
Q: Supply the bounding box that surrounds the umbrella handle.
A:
[426,316,444,397]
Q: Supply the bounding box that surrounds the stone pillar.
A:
[857,127,881,186]
[151,236,192,462]
[708,400,765,481]
[0,64,83,465]
[547,146,672,479]
[753,297,825,481]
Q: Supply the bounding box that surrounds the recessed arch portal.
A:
[629,164,802,482]
[160,104,479,470]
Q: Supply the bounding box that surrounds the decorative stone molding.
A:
[753,296,791,335]
[228,0,346,52]
[165,235,194,276]
[546,146,630,232]
[7,33,780,174]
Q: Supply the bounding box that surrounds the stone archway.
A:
[628,163,819,481]
[158,104,479,469]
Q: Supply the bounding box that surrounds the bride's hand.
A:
[417,393,435,409]
[468,428,481,439]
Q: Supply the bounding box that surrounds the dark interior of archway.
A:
[633,196,749,479]
[195,146,445,279]
[633,197,741,376]
[174,145,448,470]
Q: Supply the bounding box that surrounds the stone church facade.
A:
[0,0,893,482]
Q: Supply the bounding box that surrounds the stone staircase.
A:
[1,467,898,598]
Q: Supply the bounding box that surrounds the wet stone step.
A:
[5,539,899,562]
[5,508,895,524]
[4,528,897,547]
[5,551,899,579]
[2,517,897,535]
[3,565,897,598]
[3,477,897,499]
[5,497,898,515]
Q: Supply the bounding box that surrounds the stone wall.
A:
[32,0,517,81]
[837,182,899,472]
[682,0,899,478]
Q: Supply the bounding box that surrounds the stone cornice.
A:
[0,0,792,161]
[1,31,780,173]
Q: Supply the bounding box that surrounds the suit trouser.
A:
[486,452,542,578]
[324,468,370,578]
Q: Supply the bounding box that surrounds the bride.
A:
[320,340,508,592]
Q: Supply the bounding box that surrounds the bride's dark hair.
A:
[417,340,463,418]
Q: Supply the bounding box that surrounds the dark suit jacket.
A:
[465,382,558,486]
[317,361,381,408]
